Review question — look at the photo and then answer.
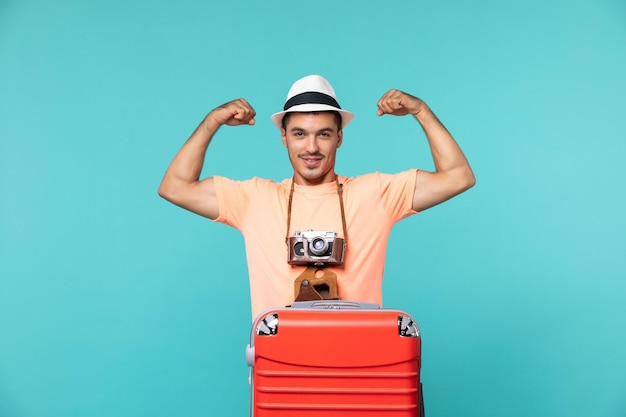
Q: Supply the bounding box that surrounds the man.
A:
[158,75,475,319]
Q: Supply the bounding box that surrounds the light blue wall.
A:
[1,1,625,416]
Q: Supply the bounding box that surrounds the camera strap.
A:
[285,176,348,248]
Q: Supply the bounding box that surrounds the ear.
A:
[280,128,287,148]
[336,129,343,148]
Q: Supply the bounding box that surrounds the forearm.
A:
[169,117,219,180]
[158,116,220,198]
[414,107,474,183]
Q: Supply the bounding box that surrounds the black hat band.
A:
[283,91,341,111]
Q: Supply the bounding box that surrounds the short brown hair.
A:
[282,111,342,131]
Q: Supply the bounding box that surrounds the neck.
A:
[292,172,338,186]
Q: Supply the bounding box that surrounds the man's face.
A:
[281,112,343,186]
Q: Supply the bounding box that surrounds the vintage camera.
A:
[287,230,346,267]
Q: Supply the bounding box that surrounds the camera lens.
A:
[309,237,329,256]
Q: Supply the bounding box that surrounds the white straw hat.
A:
[271,75,354,129]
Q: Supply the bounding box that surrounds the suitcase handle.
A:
[290,300,380,310]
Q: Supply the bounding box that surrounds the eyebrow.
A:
[289,126,336,133]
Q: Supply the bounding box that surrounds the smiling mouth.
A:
[300,154,323,167]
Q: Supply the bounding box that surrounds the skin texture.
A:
[158,89,475,220]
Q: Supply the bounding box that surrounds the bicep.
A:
[160,177,220,220]
[412,170,467,212]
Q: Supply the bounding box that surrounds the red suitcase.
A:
[245,301,423,417]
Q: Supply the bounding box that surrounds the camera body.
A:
[287,230,346,267]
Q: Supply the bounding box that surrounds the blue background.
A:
[1,0,625,416]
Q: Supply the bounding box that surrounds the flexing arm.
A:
[377,89,475,212]
[158,98,256,219]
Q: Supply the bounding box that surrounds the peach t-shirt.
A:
[213,170,418,319]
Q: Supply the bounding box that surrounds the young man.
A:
[158,75,475,319]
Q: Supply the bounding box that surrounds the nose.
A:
[305,135,319,154]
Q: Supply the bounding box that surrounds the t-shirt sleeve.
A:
[212,176,250,229]
[374,169,419,221]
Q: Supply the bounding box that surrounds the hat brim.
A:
[271,103,354,130]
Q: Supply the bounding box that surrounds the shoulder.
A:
[342,170,418,204]
[249,176,291,191]
[343,170,416,188]
[214,175,290,195]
